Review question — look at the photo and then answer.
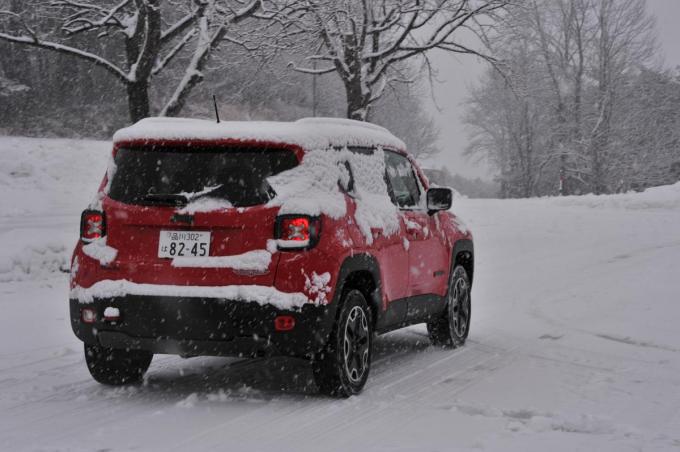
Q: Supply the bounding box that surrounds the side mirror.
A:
[426,187,452,214]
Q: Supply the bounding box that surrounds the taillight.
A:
[80,209,106,242]
[275,215,320,250]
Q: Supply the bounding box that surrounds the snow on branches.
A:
[0,0,264,121]
[287,0,511,121]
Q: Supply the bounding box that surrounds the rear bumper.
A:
[69,295,336,358]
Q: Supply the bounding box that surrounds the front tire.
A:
[427,265,471,348]
[84,344,153,385]
[312,290,373,397]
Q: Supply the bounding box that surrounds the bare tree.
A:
[466,0,659,196]
[371,79,442,159]
[0,0,266,122]
[587,0,656,193]
[287,0,510,121]
[465,42,551,197]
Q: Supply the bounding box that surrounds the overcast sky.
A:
[426,0,680,180]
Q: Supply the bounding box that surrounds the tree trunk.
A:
[126,81,150,123]
[123,0,161,123]
[342,34,370,122]
[345,81,370,121]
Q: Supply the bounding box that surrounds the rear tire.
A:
[84,344,153,385]
[427,265,471,348]
[312,290,373,397]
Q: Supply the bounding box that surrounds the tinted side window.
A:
[384,151,421,208]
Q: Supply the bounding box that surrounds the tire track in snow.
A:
[305,344,515,440]
[165,332,516,451]
[160,330,461,450]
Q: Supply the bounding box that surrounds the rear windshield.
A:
[108,146,298,207]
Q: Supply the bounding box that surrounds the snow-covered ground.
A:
[1,136,679,451]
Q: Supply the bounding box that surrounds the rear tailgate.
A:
[97,144,299,287]
[104,198,280,287]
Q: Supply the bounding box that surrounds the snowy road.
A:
[1,137,680,451]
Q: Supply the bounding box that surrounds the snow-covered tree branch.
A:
[464,0,671,197]
[287,0,512,121]
[0,0,266,122]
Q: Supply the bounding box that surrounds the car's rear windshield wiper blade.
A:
[142,193,189,206]
[180,184,223,201]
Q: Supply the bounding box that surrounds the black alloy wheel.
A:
[427,265,471,348]
[313,289,373,397]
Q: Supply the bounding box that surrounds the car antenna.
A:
[213,94,221,124]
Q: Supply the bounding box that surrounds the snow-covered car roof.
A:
[112,117,406,151]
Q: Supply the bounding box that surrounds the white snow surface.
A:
[81,237,118,266]
[112,117,406,151]
[176,197,233,214]
[2,137,680,451]
[171,249,271,272]
[267,148,349,219]
[303,271,332,305]
[103,306,120,319]
[70,280,310,309]
[348,148,400,242]
[267,147,399,242]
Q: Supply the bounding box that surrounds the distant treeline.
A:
[464,0,680,197]
[424,168,499,199]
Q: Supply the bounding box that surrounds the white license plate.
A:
[158,230,211,258]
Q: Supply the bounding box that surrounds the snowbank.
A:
[0,136,110,217]
[0,231,70,283]
[552,182,680,210]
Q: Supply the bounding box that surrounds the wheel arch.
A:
[333,253,382,329]
[452,239,474,285]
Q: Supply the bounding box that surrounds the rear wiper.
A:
[142,193,189,206]
[180,184,224,202]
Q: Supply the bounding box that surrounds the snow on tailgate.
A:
[171,249,271,272]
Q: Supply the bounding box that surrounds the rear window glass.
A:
[108,146,298,207]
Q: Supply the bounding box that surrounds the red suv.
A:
[69,117,473,397]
